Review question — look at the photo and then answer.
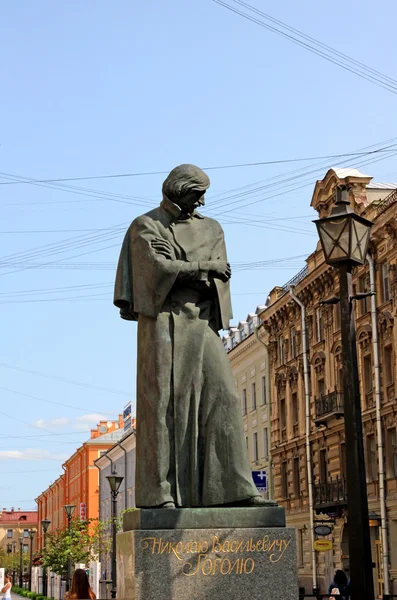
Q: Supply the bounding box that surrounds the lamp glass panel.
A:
[326,220,350,260]
[351,219,371,262]
[318,218,349,259]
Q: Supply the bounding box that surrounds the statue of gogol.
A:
[114,164,274,509]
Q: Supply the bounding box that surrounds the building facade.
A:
[95,425,136,580]
[223,311,272,498]
[225,168,397,595]
[0,508,38,557]
[36,416,124,550]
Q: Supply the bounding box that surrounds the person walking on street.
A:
[1,575,12,600]
[64,569,96,600]
[329,569,351,599]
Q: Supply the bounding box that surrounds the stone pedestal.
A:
[117,508,298,599]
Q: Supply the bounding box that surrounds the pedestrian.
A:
[1,575,12,600]
[64,568,96,600]
[329,569,351,599]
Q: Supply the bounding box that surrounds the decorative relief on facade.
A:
[287,365,299,389]
[378,311,394,341]
[357,325,372,350]
[312,352,326,376]
[364,420,375,435]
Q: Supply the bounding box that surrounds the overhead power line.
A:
[212,0,397,95]
[0,362,131,397]
[0,149,395,187]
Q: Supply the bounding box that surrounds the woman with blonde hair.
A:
[64,568,96,600]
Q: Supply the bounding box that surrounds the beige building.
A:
[0,508,38,558]
[223,311,272,498]
[224,168,397,596]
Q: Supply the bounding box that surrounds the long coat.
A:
[114,199,258,507]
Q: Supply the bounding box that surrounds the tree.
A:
[41,512,132,577]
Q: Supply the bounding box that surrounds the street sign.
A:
[252,470,267,493]
[79,502,87,521]
[313,539,333,552]
[314,525,332,536]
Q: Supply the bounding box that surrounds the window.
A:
[382,262,390,303]
[253,432,258,462]
[281,461,288,498]
[242,389,247,415]
[366,434,377,482]
[23,529,29,538]
[292,393,299,426]
[7,529,12,539]
[359,275,370,315]
[263,427,269,459]
[293,456,301,497]
[334,304,341,330]
[240,327,246,341]
[384,345,394,386]
[251,382,257,410]
[340,442,347,479]
[280,398,286,431]
[319,448,327,483]
[337,365,343,393]
[290,327,297,359]
[297,529,304,568]
[363,354,373,396]
[245,436,248,449]
[261,376,267,406]
[317,378,325,398]
[23,544,28,553]
[316,308,324,342]
[386,428,397,478]
[249,321,254,335]
[279,336,285,364]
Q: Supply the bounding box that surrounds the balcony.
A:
[314,476,348,511]
[314,391,344,425]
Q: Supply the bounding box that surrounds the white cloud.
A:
[34,417,70,429]
[0,448,68,461]
[71,413,108,430]
[76,413,107,423]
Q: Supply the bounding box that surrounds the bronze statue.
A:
[114,164,272,508]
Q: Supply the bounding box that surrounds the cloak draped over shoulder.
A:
[114,198,258,507]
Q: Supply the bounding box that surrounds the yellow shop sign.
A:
[313,539,333,552]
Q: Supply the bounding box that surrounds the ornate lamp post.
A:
[19,536,24,588]
[314,185,374,600]
[12,540,17,585]
[63,505,76,592]
[41,519,51,597]
[28,529,36,591]
[106,475,124,599]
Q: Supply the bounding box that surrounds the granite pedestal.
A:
[117,508,298,600]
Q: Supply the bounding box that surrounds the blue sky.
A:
[1,0,396,511]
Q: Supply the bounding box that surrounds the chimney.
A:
[11,507,14,512]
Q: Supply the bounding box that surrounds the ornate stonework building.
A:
[225,168,397,595]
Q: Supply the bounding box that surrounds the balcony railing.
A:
[314,476,347,510]
[314,391,344,424]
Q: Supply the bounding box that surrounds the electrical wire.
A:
[0,362,132,397]
[212,0,397,95]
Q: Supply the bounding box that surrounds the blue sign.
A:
[252,470,267,492]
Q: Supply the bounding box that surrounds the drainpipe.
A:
[368,253,390,595]
[289,286,317,594]
[117,442,128,510]
[254,326,274,499]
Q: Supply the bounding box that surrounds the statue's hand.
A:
[151,238,176,260]
[208,261,232,282]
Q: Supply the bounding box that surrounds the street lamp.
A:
[63,505,76,592]
[314,185,374,600]
[41,519,51,597]
[28,529,36,591]
[12,540,17,585]
[19,536,23,588]
[106,475,124,599]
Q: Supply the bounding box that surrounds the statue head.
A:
[162,164,210,215]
